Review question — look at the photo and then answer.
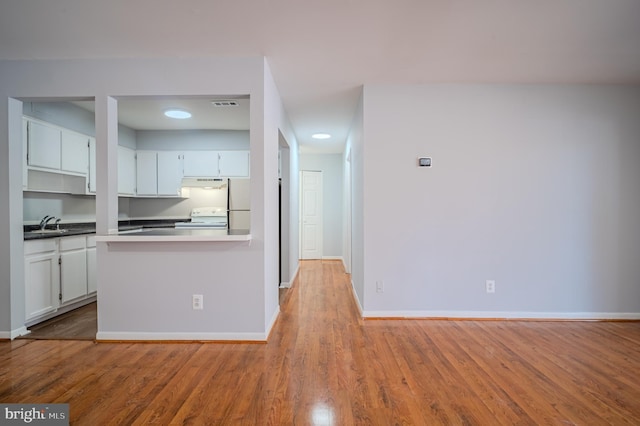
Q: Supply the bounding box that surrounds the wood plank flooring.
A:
[21,302,97,340]
[1,260,640,424]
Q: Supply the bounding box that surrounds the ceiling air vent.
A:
[211,100,239,107]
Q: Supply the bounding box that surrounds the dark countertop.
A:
[24,219,187,240]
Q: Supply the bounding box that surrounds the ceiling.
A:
[1,0,640,153]
[73,97,250,131]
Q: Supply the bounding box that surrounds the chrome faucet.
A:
[39,215,57,231]
[54,218,62,231]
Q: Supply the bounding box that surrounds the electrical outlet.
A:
[192,294,204,310]
[486,280,496,294]
[376,280,384,293]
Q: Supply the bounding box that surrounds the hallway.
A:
[1,260,640,424]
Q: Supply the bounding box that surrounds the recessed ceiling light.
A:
[312,133,331,139]
[164,109,192,119]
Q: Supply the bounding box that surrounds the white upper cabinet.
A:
[61,130,89,174]
[182,151,218,177]
[28,120,62,170]
[219,151,250,177]
[136,151,183,197]
[157,151,183,196]
[118,146,137,196]
[182,150,250,178]
[88,138,96,193]
[135,150,158,196]
[25,117,91,184]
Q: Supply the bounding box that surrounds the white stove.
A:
[175,207,228,229]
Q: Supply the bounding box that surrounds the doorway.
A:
[278,132,292,287]
[300,170,323,260]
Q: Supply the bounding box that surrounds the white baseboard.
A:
[341,257,350,273]
[361,310,640,320]
[350,280,363,317]
[280,263,300,288]
[96,331,269,342]
[322,256,343,261]
[97,308,282,342]
[0,326,30,340]
[266,305,280,337]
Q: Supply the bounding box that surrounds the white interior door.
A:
[300,170,323,259]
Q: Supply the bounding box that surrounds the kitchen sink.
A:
[29,229,68,234]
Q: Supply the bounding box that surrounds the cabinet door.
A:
[22,118,28,188]
[86,237,97,294]
[118,146,137,196]
[182,151,218,177]
[24,252,59,320]
[60,248,87,304]
[28,120,62,170]
[157,151,183,196]
[136,151,158,196]
[219,151,250,177]
[61,130,89,174]
[88,138,96,193]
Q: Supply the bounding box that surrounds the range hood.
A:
[181,177,228,189]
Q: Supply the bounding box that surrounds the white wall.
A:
[299,154,344,259]
[348,91,365,311]
[358,84,640,318]
[0,56,286,339]
[0,98,25,337]
[262,59,284,330]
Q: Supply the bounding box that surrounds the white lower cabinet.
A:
[59,236,88,304]
[24,235,96,323]
[24,240,59,320]
[86,236,97,294]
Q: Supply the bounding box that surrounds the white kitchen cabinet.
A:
[24,235,96,324]
[59,236,88,304]
[157,151,183,196]
[27,120,62,170]
[24,239,59,320]
[182,150,250,178]
[88,137,96,193]
[136,150,158,196]
[182,151,218,177]
[86,236,97,294]
[61,129,89,174]
[22,118,28,188]
[136,151,183,197]
[219,151,250,177]
[118,146,137,196]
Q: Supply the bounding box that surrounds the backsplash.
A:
[23,187,227,224]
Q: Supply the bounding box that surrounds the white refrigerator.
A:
[228,179,250,230]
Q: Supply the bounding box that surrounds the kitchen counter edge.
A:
[96,229,252,242]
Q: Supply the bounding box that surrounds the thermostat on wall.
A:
[418,157,432,167]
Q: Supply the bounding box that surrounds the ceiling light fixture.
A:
[164,109,192,119]
[312,133,331,140]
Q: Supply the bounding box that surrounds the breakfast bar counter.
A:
[96,228,251,242]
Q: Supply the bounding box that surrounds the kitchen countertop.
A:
[96,228,251,242]
[23,219,187,240]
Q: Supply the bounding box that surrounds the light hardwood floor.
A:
[1,260,639,424]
